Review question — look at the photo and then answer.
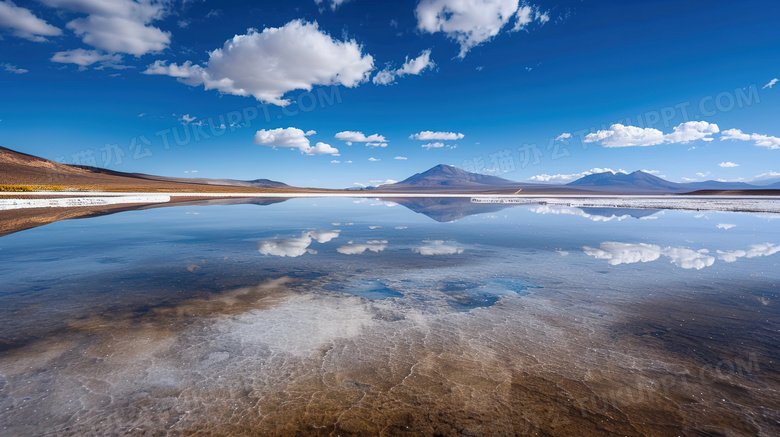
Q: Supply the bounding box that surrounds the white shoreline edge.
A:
[1,192,779,213]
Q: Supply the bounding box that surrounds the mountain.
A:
[130,175,289,189]
[566,170,760,193]
[393,164,518,187]
[383,197,521,222]
[567,171,681,193]
[0,146,292,192]
[376,164,589,194]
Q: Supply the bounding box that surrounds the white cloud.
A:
[314,0,352,10]
[416,0,549,57]
[40,0,170,56]
[718,162,739,168]
[410,130,464,140]
[372,70,395,86]
[422,142,444,149]
[0,1,62,41]
[752,171,780,181]
[555,132,571,141]
[720,128,780,150]
[414,239,463,255]
[585,124,665,147]
[527,168,626,183]
[1,63,28,74]
[368,157,380,162]
[373,49,434,85]
[337,240,387,254]
[50,48,126,69]
[179,114,196,125]
[716,224,736,230]
[394,156,408,160]
[258,229,340,257]
[585,122,720,148]
[663,121,719,144]
[763,78,778,89]
[310,142,339,155]
[584,242,714,270]
[334,131,387,148]
[254,127,339,156]
[330,160,340,164]
[144,20,374,106]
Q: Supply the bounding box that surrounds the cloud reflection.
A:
[258,230,340,257]
[586,241,779,270]
[717,243,780,262]
[414,239,464,256]
[584,242,714,270]
[337,240,387,254]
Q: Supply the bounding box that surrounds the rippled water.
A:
[0,198,778,436]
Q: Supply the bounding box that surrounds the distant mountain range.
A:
[564,170,769,193]
[373,164,590,194]
[1,146,778,194]
[376,165,778,194]
[0,146,296,192]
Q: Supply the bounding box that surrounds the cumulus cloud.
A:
[716,224,736,230]
[720,128,780,150]
[584,242,715,270]
[40,0,170,56]
[337,240,387,254]
[368,157,380,161]
[334,131,387,147]
[719,162,739,168]
[1,63,28,74]
[0,1,62,41]
[51,48,128,69]
[254,127,339,155]
[144,20,374,106]
[527,168,627,183]
[258,229,340,257]
[394,156,408,160]
[585,124,665,147]
[763,78,778,89]
[373,49,434,85]
[416,0,549,57]
[585,122,720,147]
[410,130,464,141]
[555,132,571,141]
[414,239,463,255]
[663,121,719,144]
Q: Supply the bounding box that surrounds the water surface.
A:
[0,198,778,436]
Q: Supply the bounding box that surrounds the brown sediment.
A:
[0,196,290,236]
[0,273,778,436]
[0,203,159,236]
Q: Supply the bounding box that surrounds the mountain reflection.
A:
[381,197,520,222]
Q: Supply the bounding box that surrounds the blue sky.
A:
[1,0,779,188]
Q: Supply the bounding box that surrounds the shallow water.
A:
[0,198,778,436]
